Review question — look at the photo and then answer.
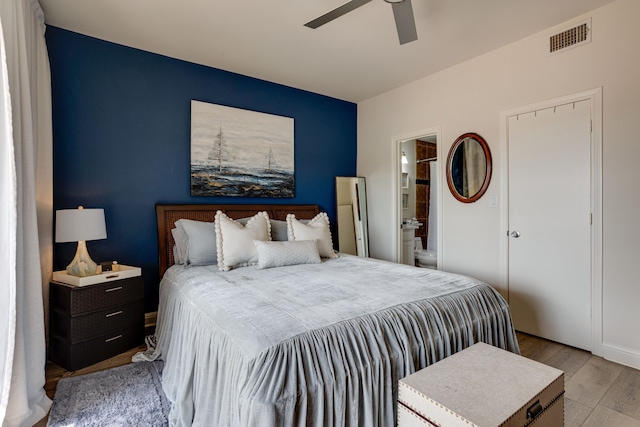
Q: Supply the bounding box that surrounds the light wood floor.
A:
[36,334,640,426]
[518,333,640,426]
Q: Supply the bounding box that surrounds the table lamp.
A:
[55,206,107,277]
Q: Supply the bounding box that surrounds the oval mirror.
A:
[446,133,492,203]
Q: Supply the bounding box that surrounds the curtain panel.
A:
[0,0,53,425]
[0,17,17,425]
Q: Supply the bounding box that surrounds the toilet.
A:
[414,237,437,269]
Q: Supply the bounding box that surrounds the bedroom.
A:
[2,0,640,425]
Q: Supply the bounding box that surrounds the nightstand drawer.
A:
[51,299,144,342]
[51,276,144,315]
[49,324,144,371]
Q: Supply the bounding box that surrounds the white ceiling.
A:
[39,0,617,102]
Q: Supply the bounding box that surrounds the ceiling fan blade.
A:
[392,0,417,45]
[305,0,373,29]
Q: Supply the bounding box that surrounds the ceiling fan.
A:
[304,0,418,45]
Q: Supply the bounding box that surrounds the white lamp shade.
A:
[56,208,107,243]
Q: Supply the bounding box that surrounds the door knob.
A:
[511,230,521,238]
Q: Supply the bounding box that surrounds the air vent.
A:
[548,19,591,54]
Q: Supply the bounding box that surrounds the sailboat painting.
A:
[190,100,295,197]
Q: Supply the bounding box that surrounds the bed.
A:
[147,203,519,427]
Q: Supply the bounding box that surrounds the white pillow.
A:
[172,245,182,265]
[171,228,188,265]
[215,210,271,271]
[254,240,321,269]
[174,219,217,266]
[270,219,289,241]
[286,212,337,258]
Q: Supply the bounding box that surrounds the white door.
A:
[508,99,592,350]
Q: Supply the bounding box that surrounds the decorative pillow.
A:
[253,240,321,269]
[286,212,337,258]
[270,219,289,241]
[215,210,271,271]
[174,219,217,266]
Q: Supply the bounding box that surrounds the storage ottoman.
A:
[398,342,564,426]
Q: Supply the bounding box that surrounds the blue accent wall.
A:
[46,27,357,312]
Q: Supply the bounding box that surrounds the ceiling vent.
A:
[548,18,591,54]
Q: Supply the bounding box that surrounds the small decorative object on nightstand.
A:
[49,267,144,371]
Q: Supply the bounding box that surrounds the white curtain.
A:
[0,0,53,425]
[0,17,18,425]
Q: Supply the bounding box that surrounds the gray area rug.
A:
[48,361,170,426]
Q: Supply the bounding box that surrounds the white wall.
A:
[358,0,640,367]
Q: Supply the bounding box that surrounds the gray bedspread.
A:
[151,255,519,426]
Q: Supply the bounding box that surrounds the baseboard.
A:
[602,342,640,370]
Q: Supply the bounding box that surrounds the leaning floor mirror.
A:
[335,176,369,257]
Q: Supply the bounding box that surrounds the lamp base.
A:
[66,240,98,277]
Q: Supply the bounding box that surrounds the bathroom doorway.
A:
[394,127,442,269]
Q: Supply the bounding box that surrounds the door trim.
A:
[499,88,603,356]
[390,126,443,267]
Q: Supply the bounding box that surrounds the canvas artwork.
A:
[190,100,295,197]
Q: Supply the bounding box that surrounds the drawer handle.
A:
[105,310,123,318]
[106,286,123,292]
[105,274,120,279]
[105,335,123,343]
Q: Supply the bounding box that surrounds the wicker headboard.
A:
[156,204,320,278]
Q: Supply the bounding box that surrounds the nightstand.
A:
[49,274,145,371]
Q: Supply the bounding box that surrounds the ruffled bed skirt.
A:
[150,269,519,426]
